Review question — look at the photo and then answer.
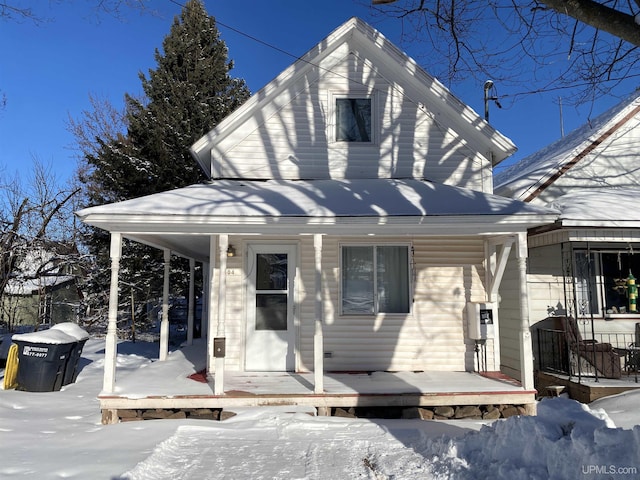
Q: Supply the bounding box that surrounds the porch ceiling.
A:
[76,178,558,260]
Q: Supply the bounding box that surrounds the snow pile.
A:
[1,338,640,479]
[121,397,640,480]
[420,398,639,479]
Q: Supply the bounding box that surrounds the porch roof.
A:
[76,179,557,260]
[549,187,640,228]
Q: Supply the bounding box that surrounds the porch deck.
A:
[99,368,536,412]
[536,370,640,403]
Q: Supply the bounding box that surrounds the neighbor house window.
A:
[574,249,640,316]
[336,98,371,142]
[341,245,410,315]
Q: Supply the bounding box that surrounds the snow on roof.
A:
[495,91,640,200]
[4,275,75,295]
[548,187,640,227]
[77,178,555,220]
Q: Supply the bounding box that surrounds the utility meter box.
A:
[466,302,495,340]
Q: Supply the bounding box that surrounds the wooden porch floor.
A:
[536,370,640,403]
[100,369,536,411]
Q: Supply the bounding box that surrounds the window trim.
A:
[329,91,377,145]
[339,242,412,316]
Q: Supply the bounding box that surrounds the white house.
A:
[77,18,557,422]
[495,91,640,381]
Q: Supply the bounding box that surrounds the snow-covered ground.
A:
[1,338,639,479]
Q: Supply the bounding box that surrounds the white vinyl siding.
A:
[496,248,522,379]
[530,116,640,206]
[301,236,486,372]
[216,236,491,372]
[209,47,489,190]
[208,232,500,374]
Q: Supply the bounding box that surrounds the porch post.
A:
[187,258,195,346]
[202,262,214,342]
[207,238,218,374]
[103,232,122,393]
[159,249,171,361]
[516,232,534,390]
[313,234,324,393]
[214,234,228,395]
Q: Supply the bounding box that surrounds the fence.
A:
[537,328,638,381]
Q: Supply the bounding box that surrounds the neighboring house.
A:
[77,18,557,422]
[2,244,82,329]
[495,91,640,380]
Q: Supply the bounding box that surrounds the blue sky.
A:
[1,0,636,185]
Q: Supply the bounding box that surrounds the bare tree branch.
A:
[541,0,640,47]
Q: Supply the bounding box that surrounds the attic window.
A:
[336,98,372,142]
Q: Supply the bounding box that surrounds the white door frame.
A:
[245,243,297,371]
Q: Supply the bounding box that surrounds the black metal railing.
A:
[537,328,638,381]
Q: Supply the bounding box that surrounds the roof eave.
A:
[79,212,558,236]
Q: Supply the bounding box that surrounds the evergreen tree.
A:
[78,0,250,330]
[124,0,250,194]
[84,0,250,201]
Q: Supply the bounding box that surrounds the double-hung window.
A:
[341,245,410,315]
[335,97,372,143]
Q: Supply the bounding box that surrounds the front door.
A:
[245,244,296,371]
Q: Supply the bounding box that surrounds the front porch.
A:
[98,341,536,423]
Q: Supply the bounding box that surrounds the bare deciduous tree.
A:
[371,0,640,104]
[0,1,152,24]
[0,161,81,330]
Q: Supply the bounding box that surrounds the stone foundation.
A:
[105,403,532,423]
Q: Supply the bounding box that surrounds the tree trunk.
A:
[542,0,640,47]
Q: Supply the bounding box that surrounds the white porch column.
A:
[516,232,534,390]
[485,236,514,372]
[187,258,195,346]
[202,261,209,341]
[103,232,122,393]
[206,236,218,390]
[159,249,171,361]
[214,234,229,395]
[313,234,324,393]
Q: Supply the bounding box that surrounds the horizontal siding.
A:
[528,245,565,326]
[216,235,501,373]
[301,236,486,372]
[536,117,640,205]
[212,47,488,190]
[497,249,522,379]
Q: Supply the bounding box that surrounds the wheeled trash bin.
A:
[12,330,77,392]
[51,323,90,385]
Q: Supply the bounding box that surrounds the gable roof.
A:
[494,91,640,201]
[548,187,640,228]
[190,17,516,178]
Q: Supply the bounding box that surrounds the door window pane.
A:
[255,294,287,330]
[256,254,287,290]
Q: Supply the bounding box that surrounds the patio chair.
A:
[559,316,623,379]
